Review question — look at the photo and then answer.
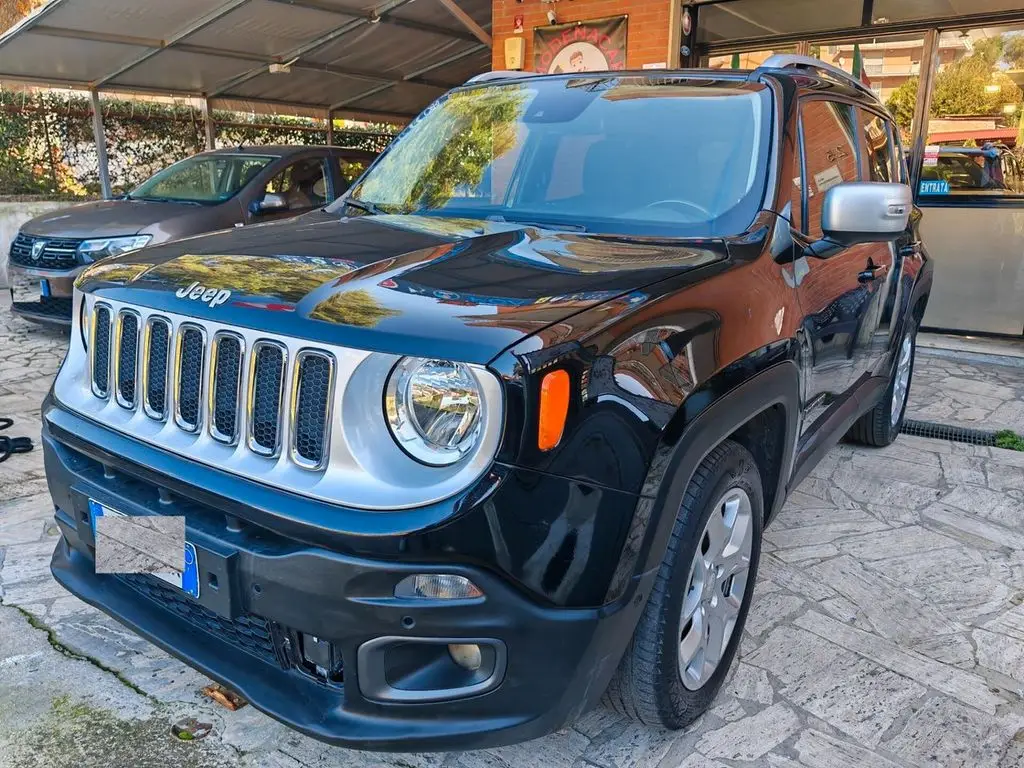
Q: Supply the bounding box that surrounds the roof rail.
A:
[464,70,542,85]
[753,53,876,99]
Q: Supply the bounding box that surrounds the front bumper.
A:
[43,410,649,751]
[9,267,79,326]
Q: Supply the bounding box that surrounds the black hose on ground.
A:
[0,417,33,463]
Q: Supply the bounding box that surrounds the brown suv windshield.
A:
[340,76,772,237]
[128,153,274,204]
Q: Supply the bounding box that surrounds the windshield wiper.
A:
[129,195,203,206]
[343,198,386,216]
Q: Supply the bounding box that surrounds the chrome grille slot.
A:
[291,351,334,469]
[91,304,112,397]
[210,333,244,444]
[175,325,206,432]
[144,318,171,419]
[248,341,286,456]
[115,311,140,408]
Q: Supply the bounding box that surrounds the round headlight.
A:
[385,357,482,466]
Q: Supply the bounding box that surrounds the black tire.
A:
[604,439,763,728]
[847,318,917,447]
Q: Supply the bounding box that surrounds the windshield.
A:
[335,76,771,236]
[129,154,275,204]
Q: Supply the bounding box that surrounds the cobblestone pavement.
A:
[2,302,1024,768]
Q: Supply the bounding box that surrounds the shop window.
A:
[707,48,795,70]
[796,100,859,239]
[919,26,1024,200]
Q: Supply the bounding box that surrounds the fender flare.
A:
[608,359,801,601]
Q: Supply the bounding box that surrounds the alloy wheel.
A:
[678,487,753,690]
[890,332,914,427]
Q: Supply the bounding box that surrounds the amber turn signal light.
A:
[538,370,570,451]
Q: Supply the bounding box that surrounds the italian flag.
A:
[852,43,872,87]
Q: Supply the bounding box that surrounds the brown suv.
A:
[7,145,376,325]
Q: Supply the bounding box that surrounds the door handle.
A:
[857,268,878,283]
[899,241,923,259]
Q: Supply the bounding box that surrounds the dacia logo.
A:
[175,281,231,308]
[31,240,46,260]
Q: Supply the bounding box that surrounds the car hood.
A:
[76,212,727,364]
[20,199,202,239]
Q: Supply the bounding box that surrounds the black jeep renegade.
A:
[43,57,930,751]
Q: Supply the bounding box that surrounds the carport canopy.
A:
[0,0,492,124]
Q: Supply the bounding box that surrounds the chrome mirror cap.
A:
[821,182,912,246]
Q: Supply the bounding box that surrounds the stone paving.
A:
[1,300,1024,767]
[908,351,1024,435]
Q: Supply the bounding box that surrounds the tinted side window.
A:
[798,100,859,239]
[264,158,329,210]
[859,110,893,183]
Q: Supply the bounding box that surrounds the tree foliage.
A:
[886,38,1024,133]
[0,90,397,197]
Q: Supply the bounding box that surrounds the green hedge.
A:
[0,90,397,197]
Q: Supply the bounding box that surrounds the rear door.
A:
[789,98,872,439]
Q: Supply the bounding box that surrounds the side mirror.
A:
[820,182,912,247]
[250,192,287,214]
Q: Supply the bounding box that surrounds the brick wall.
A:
[491,0,673,72]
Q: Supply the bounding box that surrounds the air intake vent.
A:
[211,334,244,444]
[176,325,205,432]
[292,351,333,468]
[145,318,171,419]
[249,342,286,456]
[91,305,112,397]
[116,311,140,408]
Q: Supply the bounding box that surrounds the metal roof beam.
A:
[93,0,253,87]
[208,0,415,98]
[433,0,491,46]
[328,42,485,111]
[29,25,164,49]
[262,0,479,43]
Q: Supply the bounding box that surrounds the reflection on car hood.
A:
[76,212,726,364]
[20,199,201,239]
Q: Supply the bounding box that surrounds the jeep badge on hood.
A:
[175,281,231,308]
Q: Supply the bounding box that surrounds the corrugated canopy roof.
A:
[0,0,493,123]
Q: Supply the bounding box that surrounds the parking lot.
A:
[0,301,1022,768]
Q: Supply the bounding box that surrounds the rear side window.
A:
[859,110,893,183]
[794,100,859,239]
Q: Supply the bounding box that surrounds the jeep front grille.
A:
[175,325,205,432]
[249,342,286,456]
[292,351,333,468]
[211,333,244,444]
[83,303,336,475]
[115,311,140,408]
[144,318,170,419]
[91,305,112,397]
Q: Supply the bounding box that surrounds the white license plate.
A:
[88,499,200,599]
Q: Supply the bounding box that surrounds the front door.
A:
[789,98,877,440]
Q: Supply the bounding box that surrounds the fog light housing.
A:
[448,643,482,671]
[395,574,483,600]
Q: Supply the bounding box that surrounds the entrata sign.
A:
[533,16,628,74]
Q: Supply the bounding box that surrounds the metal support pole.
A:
[90,89,112,199]
[909,28,939,192]
[326,109,335,146]
[203,97,216,150]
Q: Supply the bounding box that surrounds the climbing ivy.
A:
[0,89,397,197]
